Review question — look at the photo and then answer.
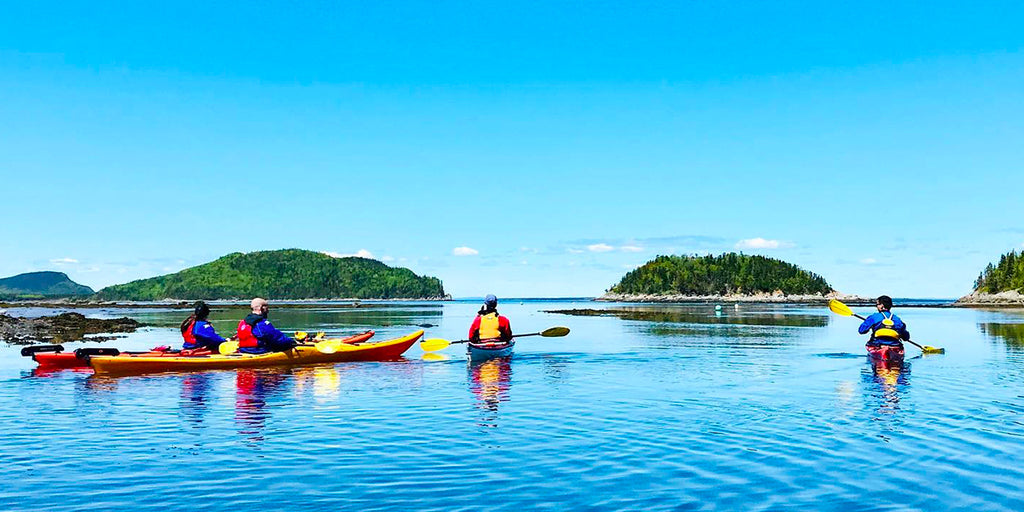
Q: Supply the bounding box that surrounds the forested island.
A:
[94,249,445,301]
[958,250,1024,306]
[598,253,846,303]
[0,272,94,299]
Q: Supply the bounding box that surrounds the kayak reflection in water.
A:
[237,298,296,354]
[179,373,213,428]
[469,357,512,427]
[235,369,289,444]
[858,295,910,365]
[180,301,228,353]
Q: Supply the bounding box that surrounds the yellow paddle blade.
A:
[419,338,451,352]
[827,299,855,317]
[422,352,449,362]
[541,326,570,337]
[294,331,308,340]
[219,341,239,355]
[315,340,341,354]
[922,345,945,354]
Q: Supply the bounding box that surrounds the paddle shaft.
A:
[445,332,545,346]
[851,313,928,351]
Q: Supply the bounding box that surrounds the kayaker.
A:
[858,295,910,345]
[469,294,512,343]
[237,298,297,354]
[180,300,228,352]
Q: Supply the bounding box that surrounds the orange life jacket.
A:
[181,319,197,346]
[237,318,259,348]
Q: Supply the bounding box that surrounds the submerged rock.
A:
[0,312,141,345]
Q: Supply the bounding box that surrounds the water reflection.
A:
[978,322,1024,350]
[235,369,290,444]
[180,373,213,428]
[547,307,829,327]
[293,366,342,400]
[861,361,911,440]
[468,357,512,428]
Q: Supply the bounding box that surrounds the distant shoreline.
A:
[0,296,452,309]
[596,292,879,305]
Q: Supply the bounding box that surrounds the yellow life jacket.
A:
[478,312,502,340]
[873,312,901,340]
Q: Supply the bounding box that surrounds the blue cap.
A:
[484,294,498,307]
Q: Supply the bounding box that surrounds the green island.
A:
[94,249,445,301]
[600,253,835,302]
[0,271,94,299]
[957,249,1024,306]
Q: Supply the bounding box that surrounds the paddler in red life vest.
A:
[469,294,512,343]
[858,295,910,347]
[237,298,297,354]
[180,300,228,352]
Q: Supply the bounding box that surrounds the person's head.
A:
[875,295,893,312]
[250,297,269,315]
[484,294,498,310]
[193,300,211,321]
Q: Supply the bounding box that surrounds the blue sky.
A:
[1,1,1023,298]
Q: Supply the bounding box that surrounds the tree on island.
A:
[609,253,833,296]
[974,250,1024,293]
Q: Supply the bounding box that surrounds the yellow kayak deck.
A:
[89,330,424,375]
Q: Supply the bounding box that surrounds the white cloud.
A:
[860,258,878,265]
[620,245,644,253]
[381,256,395,262]
[567,248,585,254]
[587,243,615,253]
[452,246,479,256]
[323,249,375,259]
[735,238,792,250]
[50,257,78,264]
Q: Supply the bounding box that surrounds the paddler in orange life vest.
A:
[180,300,228,352]
[858,295,910,347]
[237,298,297,354]
[469,294,512,344]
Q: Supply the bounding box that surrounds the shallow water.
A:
[2,301,1023,511]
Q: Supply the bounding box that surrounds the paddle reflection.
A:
[235,369,290,444]
[468,357,512,428]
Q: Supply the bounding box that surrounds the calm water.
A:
[2,301,1024,511]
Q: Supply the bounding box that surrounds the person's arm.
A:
[257,320,296,349]
[499,316,512,342]
[858,313,877,335]
[195,322,227,347]
[895,315,911,340]
[468,316,481,342]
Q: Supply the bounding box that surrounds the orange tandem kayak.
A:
[88,330,423,375]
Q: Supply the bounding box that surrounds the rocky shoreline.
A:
[0,312,141,345]
[955,291,1024,307]
[596,291,876,305]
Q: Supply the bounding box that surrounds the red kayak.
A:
[23,331,375,370]
[866,342,905,366]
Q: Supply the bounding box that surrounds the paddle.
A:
[827,299,944,354]
[420,326,570,353]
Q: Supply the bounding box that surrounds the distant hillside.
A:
[0,271,94,298]
[606,253,833,297]
[95,249,445,300]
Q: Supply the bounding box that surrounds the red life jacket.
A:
[181,318,197,346]
[237,318,259,348]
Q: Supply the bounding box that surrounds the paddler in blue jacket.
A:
[858,295,910,345]
[180,301,228,352]
[237,298,297,354]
